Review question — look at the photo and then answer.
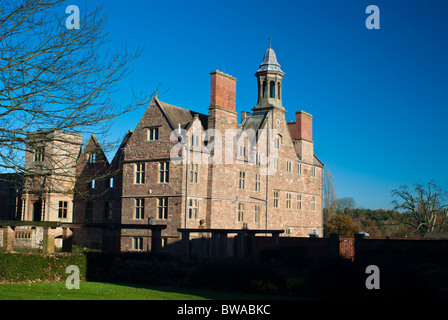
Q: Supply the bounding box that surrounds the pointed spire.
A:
[256,44,284,74]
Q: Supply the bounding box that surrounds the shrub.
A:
[0,253,87,283]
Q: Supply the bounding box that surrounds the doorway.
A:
[33,200,42,221]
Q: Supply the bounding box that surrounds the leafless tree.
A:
[392,182,448,237]
[0,0,151,189]
[323,167,338,221]
[337,197,356,212]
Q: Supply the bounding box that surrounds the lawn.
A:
[0,281,297,300]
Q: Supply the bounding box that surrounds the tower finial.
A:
[269,35,271,48]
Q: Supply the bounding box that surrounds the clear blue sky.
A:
[72,0,448,210]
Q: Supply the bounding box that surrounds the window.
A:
[254,205,261,223]
[238,145,246,158]
[297,194,302,210]
[159,162,169,183]
[286,228,291,237]
[89,179,96,189]
[84,202,93,220]
[88,153,96,163]
[135,198,144,220]
[34,147,45,162]
[273,190,279,208]
[274,136,280,149]
[189,163,198,184]
[311,167,317,177]
[255,174,261,192]
[311,196,316,211]
[238,203,244,222]
[133,237,143,250]
[109,177,114,188]
[255,153,261,167]
[157,198,167,220]
[273,157,279,170]
[287,161,292,172]
[147,128,159,141]
[58,201,68,219]
[135,163,145,184]
[263,81,267,98]
[238,171,246,190]
[298,163,303,175]
[286,193,292,209]
[191,134,200,147]
[104,201,113,220]
[188,198,198,219]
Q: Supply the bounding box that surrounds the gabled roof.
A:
[240,110,269,133]
[78,134,110,166]
[155,97,208,131]
[110,130,133,170]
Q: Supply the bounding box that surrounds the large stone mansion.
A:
[0,45,324,252]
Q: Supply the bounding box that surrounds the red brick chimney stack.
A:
[295,111,313,142]
[210,70,237,112]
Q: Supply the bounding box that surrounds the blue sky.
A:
[71,0,448,209]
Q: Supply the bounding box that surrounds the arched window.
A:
[263,81,267,98]
[270,81,275,98]
[278,82,281,99]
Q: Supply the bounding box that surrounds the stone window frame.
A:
[34,147,45,162]
[311,166,317,178]
[311,195,316,211]
[146,127,159,141]
[297,194,302,211]
[157,197,168,220]
[255,174,261,192]
[286,161,292,173]
[135,163,145,184]
[188,198,198,219]
[88,153,96,163]
[237,202,245,222]
[273,190,279,208]
[273,157,279,170]
[158,161,169,183]
[238,171,246,190]
[254,204,261,224]
[189,162,198,184]
[133,237,143,251]
[286,192,292,209]
[58,201,68,219]
[135,198,145,220]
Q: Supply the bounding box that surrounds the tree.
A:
[323,167,338,222]
[0,0,151,185]
[392,182,448,237]
[337,197,356,212]
[323,213,359,237]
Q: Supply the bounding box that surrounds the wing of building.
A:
[1,45,324,252]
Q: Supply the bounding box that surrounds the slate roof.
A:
[155,98,208,131]
[256,46,284,74]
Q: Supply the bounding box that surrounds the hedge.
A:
[0,253,87,283]
[0,252,179,284]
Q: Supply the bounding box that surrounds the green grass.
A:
[0,282,299,300]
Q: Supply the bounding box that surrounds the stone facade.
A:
[0,45,324,252]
